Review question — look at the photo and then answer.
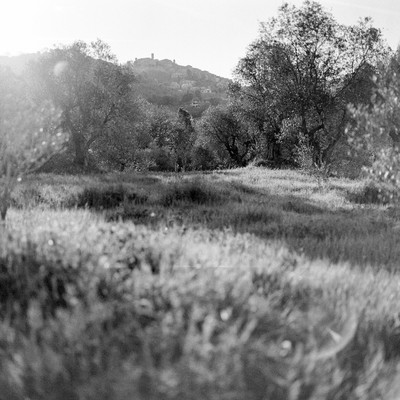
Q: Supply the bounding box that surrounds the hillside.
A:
[0,53,39,74]
[0,53,230,117]
[129,56,230,116]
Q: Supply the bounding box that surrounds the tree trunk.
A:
[389,127,400,148]
[72,131,87,169]
[0,202,7,221]
[64,112,87,169]
[266,135,281,165]
[0,187,10,221]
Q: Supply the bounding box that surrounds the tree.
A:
[30,40,137,169]
[233,1,387,167]
[0,67,63,219]
[91,96,149,171]
[171,108,196,171]
[140,105,183,171]
[147,105,177,149]
[198,105,255,167]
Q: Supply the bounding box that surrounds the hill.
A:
[0,53,39,74]
[129,56,230,116]
[0,53,230,117]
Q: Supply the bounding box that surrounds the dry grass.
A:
[1,167,400,399]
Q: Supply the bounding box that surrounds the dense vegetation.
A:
[0,1,396,180]
[2,0,400,398]
[129,57,229,114]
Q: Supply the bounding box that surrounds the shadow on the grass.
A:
[12,172,400,271]
[98,178,398,271]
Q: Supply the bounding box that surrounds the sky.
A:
[0,0,399,78]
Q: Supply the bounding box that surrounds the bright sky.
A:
[0,0,399,78]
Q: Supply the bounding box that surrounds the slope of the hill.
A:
[129,57,230,116]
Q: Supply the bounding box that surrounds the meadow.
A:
[2,166,400,399]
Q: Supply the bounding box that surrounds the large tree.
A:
[233,1,387,167]
[30,40,137,169]
[170,108,196,171]
[90,96,149,171]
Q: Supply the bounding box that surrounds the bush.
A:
[149,147,175,171]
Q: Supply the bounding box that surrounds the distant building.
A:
[151,53,154,60]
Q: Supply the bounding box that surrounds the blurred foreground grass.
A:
[2,167,400,399]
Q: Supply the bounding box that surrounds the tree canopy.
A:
[232,0,387,168]
[30,40,138,168]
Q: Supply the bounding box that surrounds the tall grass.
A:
[1,168,400,399]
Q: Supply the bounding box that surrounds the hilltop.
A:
[128,56,230,116]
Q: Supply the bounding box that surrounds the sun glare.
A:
[0,1,59,55]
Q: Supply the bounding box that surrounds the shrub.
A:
[149,147,175,171]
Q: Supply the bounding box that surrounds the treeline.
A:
[1,1,400,180]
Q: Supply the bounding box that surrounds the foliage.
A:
[190,145,219,171]
[198,105,256,167]
[91,96,150,171]
[136,106,198,172]
[233,0,387,168]
[29,40,138,169]
[170,108,196,171]
[347,47,400,199]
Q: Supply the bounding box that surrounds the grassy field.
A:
[2,167,400,399]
